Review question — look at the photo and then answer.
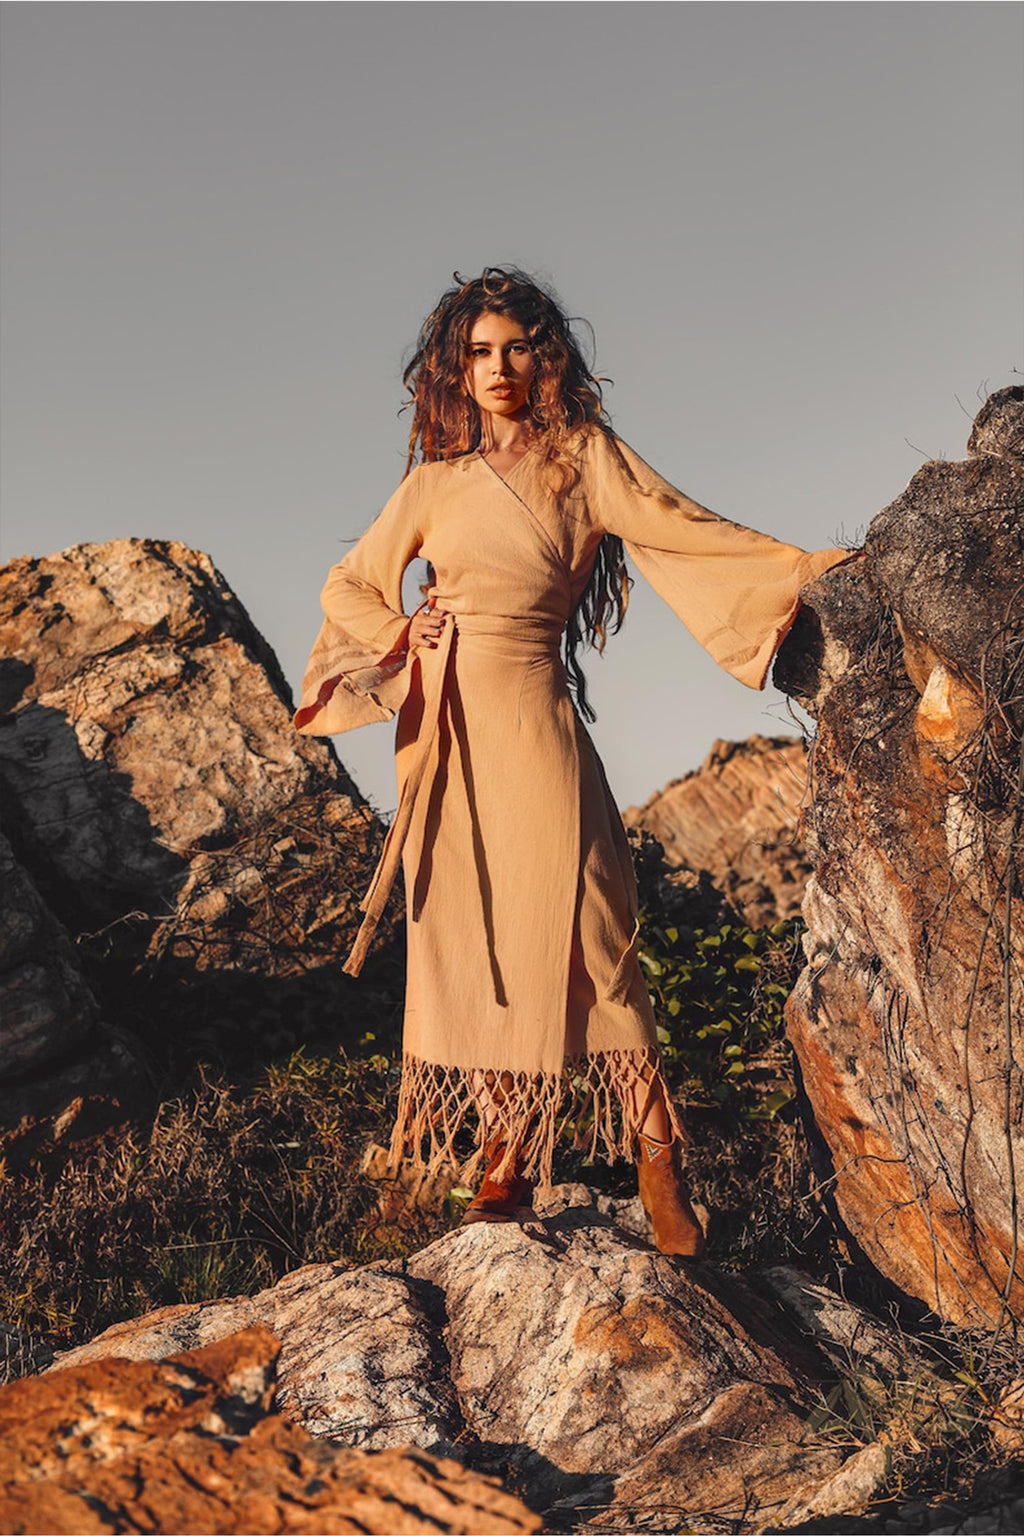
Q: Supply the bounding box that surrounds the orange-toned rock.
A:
[776,385,1024,1329]
[990,1378,1024,1456]
[0,538,396,1122]
[0,1324,540,1535]
[623,735,812,926]
[46,1196,851,1532]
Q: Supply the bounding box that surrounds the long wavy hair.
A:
[401,267,630,721]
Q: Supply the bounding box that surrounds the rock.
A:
[0,827,143,1140]
[782,1463,1024,1534]
[0,1324,539,1534]
[48,1194,861,1532]
[990,1378,1024,1457]
[773,1440,891,1530]
[624,735,813,926]
[0,539,365,925]
[759,1265,926,1389]
[759,1265,958,1503]
[775,390,1024,1330]
[409,1201,840,1529]
[0,539,397,1116]
[968,382,1024,461]
[0,830,100,1078]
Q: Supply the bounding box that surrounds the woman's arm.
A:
[587,429,850,690]
[319,471,425,657]
[294,471,425,735]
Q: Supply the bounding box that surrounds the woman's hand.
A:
[408,599,448,650]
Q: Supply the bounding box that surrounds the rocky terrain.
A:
[1,388,1022,1532]
[775,384,1024,1332]
[624,734,813,926]
[4,1188,908,1535]
[0,1324,539,1535]
[0,540,399,1130]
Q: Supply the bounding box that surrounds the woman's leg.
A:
[633,1073,705,1259]
[461,1070,533,1223]
[639,1077,673,1143]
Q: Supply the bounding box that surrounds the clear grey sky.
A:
[2,3,1021,815]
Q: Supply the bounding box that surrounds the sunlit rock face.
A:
[776,385,1024,1330]
[623,734,813,927]
[41,1192,850,1534]
[0,539,392,1123]
[0,1324,541,1535]
[0,539,365,923]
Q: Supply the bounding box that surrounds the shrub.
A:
[640,913,803,1123]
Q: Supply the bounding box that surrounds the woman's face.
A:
[464,312,536,421]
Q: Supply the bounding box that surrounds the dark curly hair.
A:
[401,267,629,721]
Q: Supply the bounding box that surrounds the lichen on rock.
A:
[776,385,1024,1330]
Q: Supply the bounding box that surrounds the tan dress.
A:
[296,426,848,1181]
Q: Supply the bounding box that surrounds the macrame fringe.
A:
[386,1046,685,1187]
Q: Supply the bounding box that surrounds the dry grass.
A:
[2,827,1020,1526]
[0,1050,448,1355]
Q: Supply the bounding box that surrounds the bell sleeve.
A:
[294,469,424,736]
[587,429,852,690]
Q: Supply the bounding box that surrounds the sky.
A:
[2,2,1022,817]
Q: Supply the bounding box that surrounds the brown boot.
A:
[461,1140,533,1225]
[636,1132,705,1258]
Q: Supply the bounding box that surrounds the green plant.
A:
[639,913,803,1121]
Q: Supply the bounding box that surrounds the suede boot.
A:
[461,1139,533,1224]
[636,1132,705,1257]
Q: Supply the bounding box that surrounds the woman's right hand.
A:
[408,599,448,650]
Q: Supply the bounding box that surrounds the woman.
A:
[295,268,849,1257]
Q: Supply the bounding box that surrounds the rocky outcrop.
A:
[775,385,1024,1330]
[44,1190,853,1533]
[0,1324,539,1535]
[0,540,396,1117]
[0,825,143,1145]
[624,735,812,926]
[0,830,100,1078]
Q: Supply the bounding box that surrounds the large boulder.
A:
[624,734,812,926]
[0,830,101,1079]
[775,385,1024,1330]
[45,1191,854,1533]
[0,540,395,1117]
[0,1324,539,1535]
[0,827,139,1150]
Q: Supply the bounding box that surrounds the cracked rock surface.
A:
[775,386,1024,1329]
[48,1191,849,1533]
[0,1324,539,1535]
[624,734,813,927]
[0,538,396,1125]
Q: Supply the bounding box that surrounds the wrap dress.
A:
[295,425,848,1181]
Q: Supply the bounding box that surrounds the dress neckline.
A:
[477,441,535,487]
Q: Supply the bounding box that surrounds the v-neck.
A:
[478,443,534,488]
[476,444,570,582]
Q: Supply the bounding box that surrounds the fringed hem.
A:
[386,1046,685,1188]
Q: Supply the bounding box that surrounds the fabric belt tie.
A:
[342,616,457,977]
[342,610,566,977]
